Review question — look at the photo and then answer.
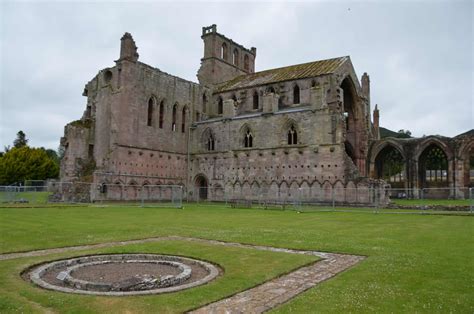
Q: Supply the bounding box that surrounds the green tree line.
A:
[0,131,59,185]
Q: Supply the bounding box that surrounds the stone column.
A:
[223,99,236,118]
[310,86,326,110]
[262,93,279,113]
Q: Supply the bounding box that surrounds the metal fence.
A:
[191,186,386,207]
[191,186,473,213]
[0,185,50,204]
[0,183,472,213]
[0,183,183,208]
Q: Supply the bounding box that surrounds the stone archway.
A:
[374,144,406,188]
[418,144,449,191]
[194,175,209,200]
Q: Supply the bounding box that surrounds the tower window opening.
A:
[221,43,228,60]
[233,49,239,66]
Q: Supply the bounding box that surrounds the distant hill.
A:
[379,127,412,139]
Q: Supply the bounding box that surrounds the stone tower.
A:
[197,24,257,86]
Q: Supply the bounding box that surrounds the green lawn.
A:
[0,204,473,313]
[0,191,51,204]
[391,198,471,207]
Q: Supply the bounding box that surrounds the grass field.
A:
[0,204,473,313]
[391,198,471,207]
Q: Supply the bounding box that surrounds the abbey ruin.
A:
[60,25,473,203]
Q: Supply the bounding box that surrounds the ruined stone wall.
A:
[60,29,386,204]
[60,122,93,181]
[368,132,474,197]
[189,84,358,201]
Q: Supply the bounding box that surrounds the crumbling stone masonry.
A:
[59,25,471,203]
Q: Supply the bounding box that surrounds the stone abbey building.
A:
[60,25,473,202]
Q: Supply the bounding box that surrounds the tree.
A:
[13,131,28,148]
[397,129,412,139]
[0,146,59,185]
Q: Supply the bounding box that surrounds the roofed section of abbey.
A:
[60,25,473,203]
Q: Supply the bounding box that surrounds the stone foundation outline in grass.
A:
[3,236,364,313]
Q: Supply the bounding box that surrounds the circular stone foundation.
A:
[25,254,220,296]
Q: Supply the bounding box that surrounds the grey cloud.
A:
[1,1,472,150]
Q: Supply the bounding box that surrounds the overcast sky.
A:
[0,0,472,150]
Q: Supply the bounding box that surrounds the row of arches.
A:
[201,121,300,151]
[146,97,189,133]
[215,85,303,115]
[370,137,473,190]
[193,174,383,203]
[96,180,184,201]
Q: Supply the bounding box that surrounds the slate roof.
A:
[216,56,349,93]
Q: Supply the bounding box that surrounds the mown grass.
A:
[391,198,471,206]
[0,191,51,204]
[0,240,316,313]
[0,204,473,313]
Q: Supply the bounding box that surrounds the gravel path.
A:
[1,236,365,313]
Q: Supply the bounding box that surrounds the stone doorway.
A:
[195,175,208,200]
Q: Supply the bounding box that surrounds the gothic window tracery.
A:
[207,134,215,151]
[287,125,298,145]
[244,129,253,148]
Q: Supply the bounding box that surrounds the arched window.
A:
[172,104,177,131]
[233,49,239,66]
[207,134,215,151]
[293,85,300,104]
[202,93,207,113]
[217,97,223,114]
[244,129,253,148]
[221,43,228,60]
[147,98,154,126]
[253,91,259,110]
[181,107,186,133]
[196,112,201,121]
[375,145,406,186]
[244,55,249,71]
[287,125,298,145]
[159,101,164,128]
[419,144,448,187]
